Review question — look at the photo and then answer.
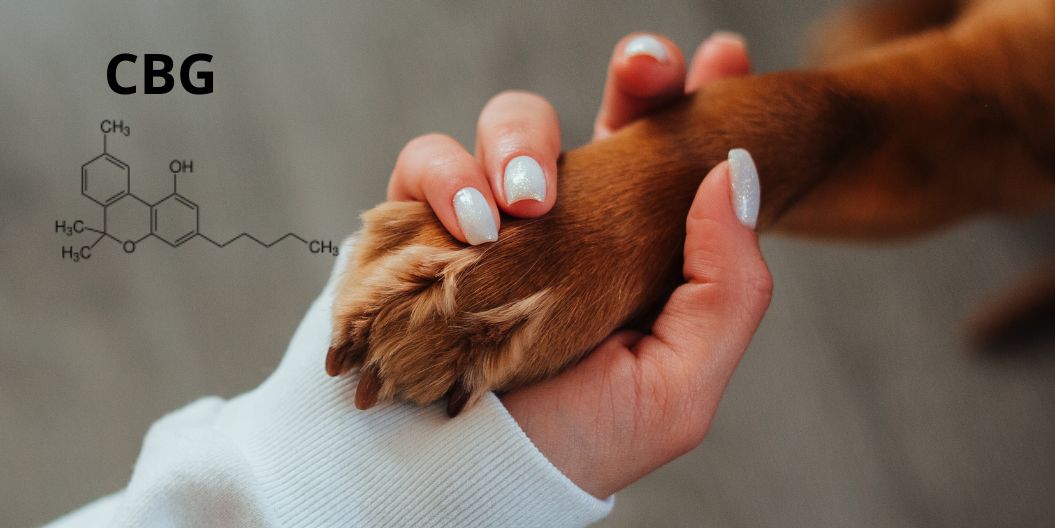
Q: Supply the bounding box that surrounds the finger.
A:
[685,31,751,93]
[634,149,771,411]
[475,91,560,216]
[594,33,686,140]
[388,134,500,245]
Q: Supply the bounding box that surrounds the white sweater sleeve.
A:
[46,240,613,528]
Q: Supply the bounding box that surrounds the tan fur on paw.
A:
[328,202,556,415]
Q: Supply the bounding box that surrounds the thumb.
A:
[635,149,772,403]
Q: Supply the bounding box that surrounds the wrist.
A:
[501,386,628,499]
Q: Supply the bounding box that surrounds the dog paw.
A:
[327,201,560,416]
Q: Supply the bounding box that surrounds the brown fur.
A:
[328,0,1055,414]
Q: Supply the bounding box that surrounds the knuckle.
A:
[671,420,711,457]
[488,89,547,109]
[478,92,560,156]
[744,264,774,304]
[395,134,475,190]
[402,133,455,154]
[482,91,557,126]
[399,134,464,170]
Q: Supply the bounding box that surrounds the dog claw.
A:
[325,345,344,376]
[355,365,382,410]
[446,381,470,417]
[326,341,367,377]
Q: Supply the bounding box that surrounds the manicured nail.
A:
[728,148,760,229]
[453,187,498,245]
[624,34,668,62]
[503,155,547,205]
[709,31,747,50]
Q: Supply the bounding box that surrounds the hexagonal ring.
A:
[81,153,130,206]
[152,193,199,246]
[104,194,151,244]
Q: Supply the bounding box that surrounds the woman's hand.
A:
[386,32,769,498]
[386,88,561,245]
[387,32,749,246]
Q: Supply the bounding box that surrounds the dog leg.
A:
[809,0,964,65]
[330,0,1055,413]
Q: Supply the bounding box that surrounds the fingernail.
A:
[624,34,668,62]
[503,155,547,205]
[453,187,498,245]
[709,31,747,50]
[728,148,760,230]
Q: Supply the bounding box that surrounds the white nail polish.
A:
[453,187,498,245]
[504,155,547,205]
[728,148,760,229]
[624,34,668,62]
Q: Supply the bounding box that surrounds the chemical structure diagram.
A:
[56,120,339,262]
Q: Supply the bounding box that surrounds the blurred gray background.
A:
[2,1,1053,526]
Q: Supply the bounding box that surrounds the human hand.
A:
[500,33,769,498]
[384,31,769,498]
[385,32,751,245]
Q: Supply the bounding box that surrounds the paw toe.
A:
[330,205,561,413]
